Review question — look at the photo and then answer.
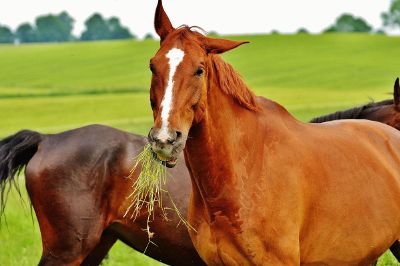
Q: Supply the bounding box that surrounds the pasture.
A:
[0,33,400,265]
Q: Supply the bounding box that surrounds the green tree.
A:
[59,11,74,38]
[375,29,386,35]
[81,13,110,41]
[81,14,134,41]
[108,17,134,40]
[16,23,37,43]
[324,14,372,33]
[382,0,400,29]
[207,31,219,37]
[0,25,14,43]
[35,11,74,42]
[144,33,154,40]
[297,28,309,34]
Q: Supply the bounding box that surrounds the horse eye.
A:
[195,67,204,76]
[150,99,156,109]
[149,63,155,74]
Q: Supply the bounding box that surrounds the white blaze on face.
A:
[158,47,185,141]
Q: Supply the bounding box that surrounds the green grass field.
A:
[0,33,400,265]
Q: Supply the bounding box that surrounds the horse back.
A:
[25,124,144,186]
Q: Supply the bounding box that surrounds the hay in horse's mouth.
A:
[124,144,167,221]
[124,144,192,250]
[155,152,177,168]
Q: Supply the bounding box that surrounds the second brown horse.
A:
[0,125,204,265]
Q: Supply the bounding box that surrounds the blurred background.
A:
[0,0,399,265]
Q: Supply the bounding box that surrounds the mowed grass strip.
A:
[0,93,153,137]
[0,34,399,95]
[0,40,156,91]
[0,34,400,265]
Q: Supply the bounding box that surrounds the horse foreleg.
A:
[29,183,109,266]
[37,223,107,266]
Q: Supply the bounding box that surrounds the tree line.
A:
[1,0,400,44]
[296,0,400,34]
[0,11,145,44]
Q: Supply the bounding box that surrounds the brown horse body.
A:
[0,125,204,265]
[148,2,400,264]
[187,93,400,265]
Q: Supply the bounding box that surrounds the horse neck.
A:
[183,55,299,225]
[184,67,263,223]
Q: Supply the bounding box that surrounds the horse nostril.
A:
[148,128,155,142]
[176,131,182,141]
[166,130,182,145]
[149,128,182,145]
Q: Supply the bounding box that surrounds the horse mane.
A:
[173,26,260,112]
[208,55,260,111]
[310,99,393,123]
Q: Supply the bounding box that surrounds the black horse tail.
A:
[0,130,42,219]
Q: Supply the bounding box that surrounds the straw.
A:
[123,144,194,250]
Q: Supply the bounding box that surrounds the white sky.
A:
[0,0,396,38]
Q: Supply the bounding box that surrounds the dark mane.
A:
[310,99,394,123]
[173,27,260,112]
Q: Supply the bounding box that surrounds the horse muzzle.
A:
[148,127,185,168]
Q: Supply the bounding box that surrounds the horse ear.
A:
[203,37,249,54]
[394,78,400,107]
[154,0,174,42]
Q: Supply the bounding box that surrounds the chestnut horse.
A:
[148,1,400,265]
[0,125,204,265]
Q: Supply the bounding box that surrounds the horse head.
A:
[147,0,248,167]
